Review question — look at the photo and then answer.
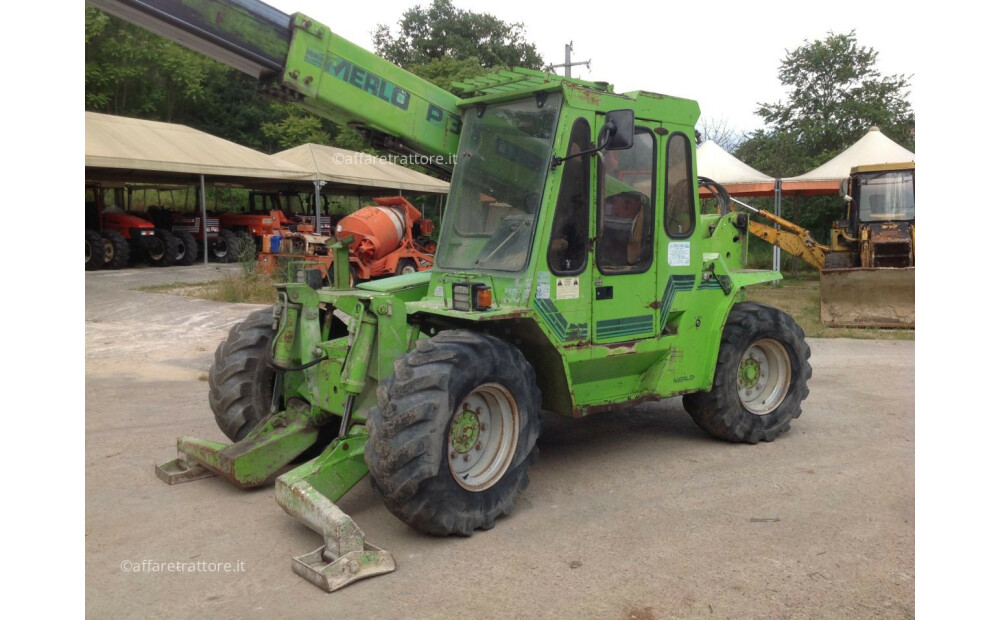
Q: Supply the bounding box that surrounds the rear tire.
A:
[85,229,105,270]
[214,230,239,263]
[148,229,180,266]
[174,231,198,266]
[100,230,130,269]
[208,309,276,442]
[366,330,541,536]
[237,231,257,255]
[682,302,811,444]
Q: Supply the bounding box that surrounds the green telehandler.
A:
[91,0,813,591]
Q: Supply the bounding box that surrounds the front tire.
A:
[682,302,811,444]
[148,228,180,266]
[236,231,258,257]
[85,229,105,270]
[208,308,276,441]
[100,230,130,269]
[395,258,417,275]
[213,230,239,263]
[174,231,198,266]
[366,330,541,536]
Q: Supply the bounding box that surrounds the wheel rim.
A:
[737,338,791,415]
[175,239,186,260]
[86,240,93,263]
[103,239,114,262]
[211,239,228,258]
[148,238,166,260]
[448,382,519,491]
[401,264,416,274]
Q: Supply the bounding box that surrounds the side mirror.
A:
[839,178,849,198]
[550,109,635,169]
[603,109,634,150]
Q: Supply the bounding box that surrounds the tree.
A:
[373,0,543,94]
[85,7,217,122]
[695,116,743,152]
[408,56,490,93]
[261,105,332,151]
[742,30,913,175]
[85,8,358,153]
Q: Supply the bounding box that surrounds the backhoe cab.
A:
[821,162,915,327]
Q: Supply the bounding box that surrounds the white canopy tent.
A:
[782,126,915,195]
[696,140,783,269]
[696,128,915,271]
[87,112,316,265]
[86,111,315,181]
[86,113,452,264]
[696,140,776,197]
[272,144,450,229]
[272,144,450,194]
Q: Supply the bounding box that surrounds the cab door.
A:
[654,129,700,337]
[590,119,660,344]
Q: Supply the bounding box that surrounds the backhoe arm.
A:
[88,0,463,160]
[731,196,830,271]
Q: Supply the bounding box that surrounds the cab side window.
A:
[664,133,694,238]
[548,118,591,275]
[596,128,655,273]
[663,132,694,239]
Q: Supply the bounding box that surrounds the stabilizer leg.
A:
[275,431,395,591]
[155,408,322,488]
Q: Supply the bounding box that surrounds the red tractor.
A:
[145,205,226,264]
[216,191,299,250]
[85,184,181,270]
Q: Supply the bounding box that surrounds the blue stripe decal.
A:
[660,275,696,331]
[533,299,588,341]
[596,315,654,339]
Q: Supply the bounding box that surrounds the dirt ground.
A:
[86,265,914,618]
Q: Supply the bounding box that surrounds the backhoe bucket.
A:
[820,267,915,328]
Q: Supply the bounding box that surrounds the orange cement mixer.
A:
[334,196,436,281]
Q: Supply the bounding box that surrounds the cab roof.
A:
[453,67,700,127]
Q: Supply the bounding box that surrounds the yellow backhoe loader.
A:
[701,162,915,328]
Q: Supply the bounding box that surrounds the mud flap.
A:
[820,267,914,328]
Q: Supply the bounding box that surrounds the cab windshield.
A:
[857,170,915,222]
[435,94,562,272]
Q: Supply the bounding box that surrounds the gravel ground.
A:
[85,265,914,618]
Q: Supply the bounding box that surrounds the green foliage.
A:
[85,8,348,153]
[737,31,914,178]
[374,0,543,72]
[409,56,491,95]
[756,31,913,161]
[261,104,332,150]
[85,6,218,121]
[332,127,368,152]
[84,2,544,174]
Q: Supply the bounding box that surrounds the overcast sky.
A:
[267,0,917,139]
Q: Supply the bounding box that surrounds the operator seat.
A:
[599,191,648,266]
